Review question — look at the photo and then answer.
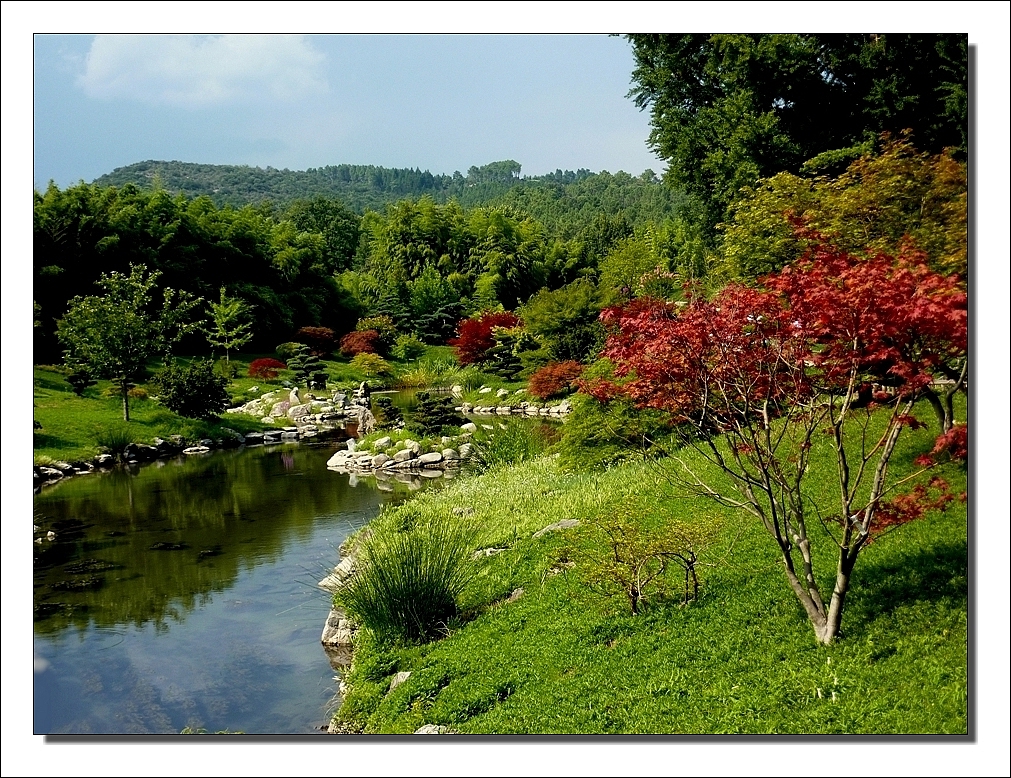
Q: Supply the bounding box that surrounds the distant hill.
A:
[93,159,580,210]
[90,159,684,229]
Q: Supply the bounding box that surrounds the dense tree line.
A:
[91,159,669,214]
[626,33,968,238]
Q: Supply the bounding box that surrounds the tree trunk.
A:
[121,379,130,422]
[922,388,951,432]
[781,548,854,645]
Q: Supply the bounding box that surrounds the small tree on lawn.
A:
[592,237,967,644]
[204,287,253,363]
[57,264,203,421]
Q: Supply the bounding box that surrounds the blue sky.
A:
[33,34,662,188]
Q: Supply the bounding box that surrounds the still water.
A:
[33,442,435,734]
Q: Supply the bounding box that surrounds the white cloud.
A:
[79,35,327,107]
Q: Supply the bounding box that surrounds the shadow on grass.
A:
[34,432,78,452]
[34,373,71,392]
[844,539,968,634]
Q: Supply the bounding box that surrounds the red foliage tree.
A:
[449,311,521,365]
[339,329,381,358]
[295,326,337,357]
[528,361,586,400]
[247,358,287,380]
[596,237,967,644]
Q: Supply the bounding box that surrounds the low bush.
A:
[340,330,381,357]
[286,344,329,389]
[337,519,478,643]
[127,386,149,400]
[572,510,711,615]
[350,352,394,378]
[275,342,302,362]
[558,359,674,471]
[215,358,238,379]
[248,358,287,380]
[528,360,585,400]
[65,367,95,396]
[295,326,337,356]
[152,359,230,420]
[390,334,427,361]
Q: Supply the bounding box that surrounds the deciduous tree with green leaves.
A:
[204,287,254,362]
[57,264,203,421]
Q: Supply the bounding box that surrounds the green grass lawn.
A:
[333,403,968,734]
[32,344,465,463]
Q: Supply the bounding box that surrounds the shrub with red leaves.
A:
[295,326,337,357]
[923,423,968,464]
[449,311,521,365]
[528,361,585,400]
[248,358,287,380]
[340,329,381,358]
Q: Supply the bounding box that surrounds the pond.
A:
[32,441,436,735]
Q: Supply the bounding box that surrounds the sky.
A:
[33,34,663,189]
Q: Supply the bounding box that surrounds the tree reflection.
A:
[33,446,420,634]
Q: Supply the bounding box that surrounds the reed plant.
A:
[337,518,478,643]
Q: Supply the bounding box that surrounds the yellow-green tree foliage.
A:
[720,135,967,280]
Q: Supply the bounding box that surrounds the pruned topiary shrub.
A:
[406,391,465,436]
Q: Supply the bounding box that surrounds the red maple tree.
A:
[449,311,521,365]
[247,358,287,380]
[528,360,585,400]
[594,237,967,644]
[339,330,381,358]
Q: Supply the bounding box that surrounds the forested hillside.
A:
[90,158,682,218]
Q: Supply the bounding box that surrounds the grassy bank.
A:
[31,345,468,464]
[332,406,968,734]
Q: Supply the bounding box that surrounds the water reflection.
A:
[33,443,430,734]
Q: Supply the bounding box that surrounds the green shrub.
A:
[350,352,394,378]
[286,344,329,389]
[337,519,477,643]
[152,359,230,420]
[215,358,238,379]
[127,386,148,400]
[275,342,302,362]
[557,360,673,471]
[65,367,96,396]
[390,334,427,361]
[372,396,404,429]
[356,315,399,354]
[407,391,465,436]
[573,510,709,615]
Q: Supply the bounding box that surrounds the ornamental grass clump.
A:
[465,420,556,473]
[337,519,477,643]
